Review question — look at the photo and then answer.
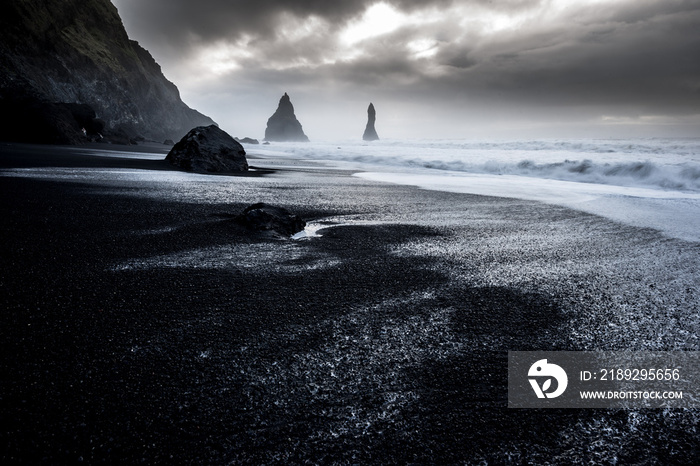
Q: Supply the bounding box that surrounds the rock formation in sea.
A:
[0,0,215,144]
[165,125,248,173]
[362,103,379,141]
[264,93,309,142]
[235,203,306,236]
[236,137,260,145]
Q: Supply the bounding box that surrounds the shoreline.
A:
[354,169,700,243]
[1,142,698,463]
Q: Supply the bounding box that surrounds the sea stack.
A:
[362,103,379,141]
[264,93,309,142]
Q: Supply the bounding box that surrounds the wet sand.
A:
[1,142,698,464]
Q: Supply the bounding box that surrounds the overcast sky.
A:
[111,0,700,140]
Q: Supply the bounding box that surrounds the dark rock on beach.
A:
[264,93,309,142]
[235,202,306,236]
[236,137,260,145]
[363,102,380,141]
[0,0,214,144]
[165,125,248,173]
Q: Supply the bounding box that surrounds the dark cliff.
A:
[0,0,215,144]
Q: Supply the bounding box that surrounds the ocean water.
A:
[253,138,700,242]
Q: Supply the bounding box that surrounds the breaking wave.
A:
[260,138,700,193]
[437,159,700,192]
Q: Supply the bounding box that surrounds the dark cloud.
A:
[463,1,700,111]
[113,0,541,48]
[114,0,371,45]
[112,0,700,138]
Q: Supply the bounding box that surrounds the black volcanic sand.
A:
[1,142,699,464]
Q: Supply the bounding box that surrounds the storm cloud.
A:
[112,0,700,139]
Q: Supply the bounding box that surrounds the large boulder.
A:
[264,93,309,142]
[362,102,379,141]
[235,203,306,236]
[165,125,248,173]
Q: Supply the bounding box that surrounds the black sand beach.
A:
[1,143,698,464]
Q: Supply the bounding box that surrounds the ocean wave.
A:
[259,138,700,193]
[482,159,700,192]
[385,158,700,192]
[369,138,700,157]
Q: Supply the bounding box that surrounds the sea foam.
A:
[255,138,700,241]
[254,138,700,193]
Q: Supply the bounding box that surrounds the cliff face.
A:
[264,93,309,142]
[0,0,215,144]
